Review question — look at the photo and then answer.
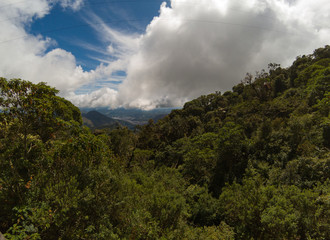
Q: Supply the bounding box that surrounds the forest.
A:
[0,46,329,239]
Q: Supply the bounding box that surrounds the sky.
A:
[0,0,329,110]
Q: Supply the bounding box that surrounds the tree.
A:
[210,122,248,196]
[0,78,82,143]
[0,78,82,235]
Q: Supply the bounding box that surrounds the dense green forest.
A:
[0,46,329,239]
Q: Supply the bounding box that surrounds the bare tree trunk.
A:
[0,232,7,240]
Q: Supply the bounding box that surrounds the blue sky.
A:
[30,0,169,71]
[0,0,329,109]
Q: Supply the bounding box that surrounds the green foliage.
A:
[182,222,234,240]
[219,173,330,239]
[179,133,218,185]
[185,185,220,226]
[210,122,248,195]
[0,78,83,234]
[0,78,82,142]
[1,46,330,239]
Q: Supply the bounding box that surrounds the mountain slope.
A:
[1,46,329,240]
[82,110,134,129]
[80,107,173,125]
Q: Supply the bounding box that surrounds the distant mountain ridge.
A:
[80,107,174,126]
[82,110,135,129]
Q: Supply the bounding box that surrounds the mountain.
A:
[82,110,135,129]
[80,107,174,125]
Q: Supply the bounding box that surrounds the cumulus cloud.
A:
[0,0,91,94]
[72,0,329,110]
[68,87,119,108]
[113,0,330,109]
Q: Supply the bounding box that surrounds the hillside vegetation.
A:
[0,46,329,239]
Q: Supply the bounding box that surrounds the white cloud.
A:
[0,0,92,94]
[0,0,50,24]
[67,87,119,108]
[82,11,140,59]
[112,0,330,109]
[57,0,84,11]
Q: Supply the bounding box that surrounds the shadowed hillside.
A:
[82,110,135,130]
